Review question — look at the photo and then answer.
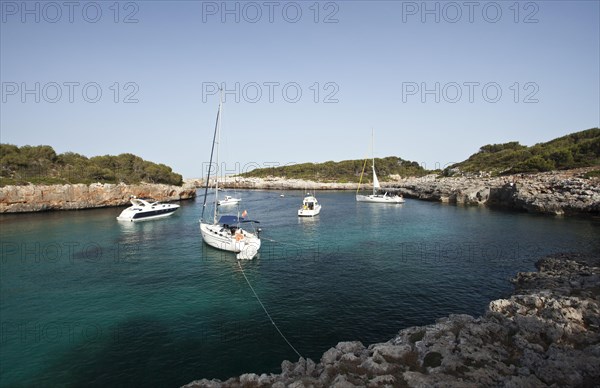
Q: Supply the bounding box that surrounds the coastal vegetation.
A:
[241,157,430,182]
[0,144,183,186]
[241,128,599,181]
[445,128,600,176]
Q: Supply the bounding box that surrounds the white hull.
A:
[298,205,321,217]
[117,210,177,222]
[116,199,179,221]
[217,196,241,206]
[200,222,261,260]
[356,194,405,204]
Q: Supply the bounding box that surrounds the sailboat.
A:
[356,130,405,204]
[199,91,261,260]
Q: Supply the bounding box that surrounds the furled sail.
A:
[372,165,380,190]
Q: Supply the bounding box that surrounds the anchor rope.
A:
[237,260,303,359]
[261,236,305,249]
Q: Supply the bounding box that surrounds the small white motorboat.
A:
[298,193,321,217]
[217,195,241,207]
[117,197,180,222]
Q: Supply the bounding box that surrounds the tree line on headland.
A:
[241,128,600,181]
[0,145,183,187]
[241,157,430,183]
[445,127,600,176]
[1,128,598,187]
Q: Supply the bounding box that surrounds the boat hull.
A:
[217,195,241,206]
[356,194,405,204]
[200,222,261,260]
[116,204,179,221]
[217,199,241,206]
[298,205,322,217]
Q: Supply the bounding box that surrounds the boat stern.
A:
[236,237,261,260]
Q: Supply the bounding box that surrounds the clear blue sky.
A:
[1,1,599,178]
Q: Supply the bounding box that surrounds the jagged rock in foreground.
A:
[0,183,196,213]
[184,253,600,387]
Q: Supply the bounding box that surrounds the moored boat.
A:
[356,130,405,204]
[217,195,241,207]
[298,193,321,217]
[199,90,261,260]
[116,197,180,221]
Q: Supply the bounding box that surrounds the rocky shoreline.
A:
[213,168,600,216]
[2,168,597,216]
[391,170,600,216]
[0,182,197,213]
[184,253,600,387]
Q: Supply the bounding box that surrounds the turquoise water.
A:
[1,190,599,387]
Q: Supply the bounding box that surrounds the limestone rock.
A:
[0,182,196,213]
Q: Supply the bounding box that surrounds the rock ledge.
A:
[0,183,196,213]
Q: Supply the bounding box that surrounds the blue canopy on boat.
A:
[218,215,260,225]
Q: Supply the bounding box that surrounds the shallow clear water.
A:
[1,190,599,387]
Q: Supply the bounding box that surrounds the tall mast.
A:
[200,90,222,222]
[371,128,376,196]
[213,89,223,224]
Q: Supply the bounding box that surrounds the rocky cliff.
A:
[184,253,600,387]
[0,183,196,213]
[392,169,600,216]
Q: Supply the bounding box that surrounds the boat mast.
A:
[201,89,222,222]
[371,128,376,196]
[213,89,223,224]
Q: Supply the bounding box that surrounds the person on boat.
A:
[235,228,244,241]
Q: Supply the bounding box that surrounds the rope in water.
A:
[237,260,303,359]
[261,236,305,249]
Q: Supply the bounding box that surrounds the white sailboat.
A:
[356,130,405,204]
[199,91,261,260]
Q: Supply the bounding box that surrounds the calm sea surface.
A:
[1,190,599,387]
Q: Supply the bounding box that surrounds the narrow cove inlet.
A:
[3,0,598,385]
[1,190,598,386]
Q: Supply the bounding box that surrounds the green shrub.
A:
[448,128,599,175]
[0,144,184,186]
[242,157,429,181]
